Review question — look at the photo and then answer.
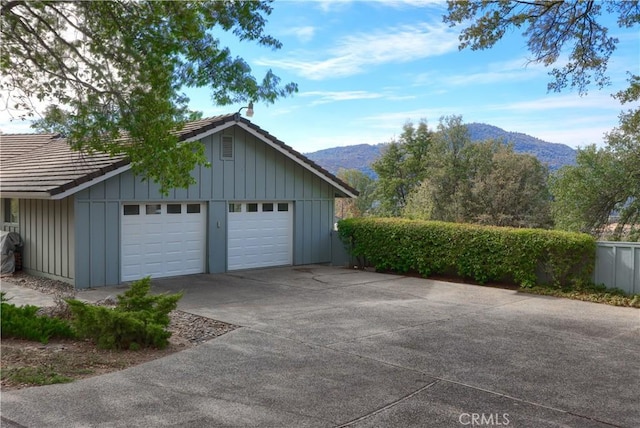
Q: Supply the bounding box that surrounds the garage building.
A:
[0,114,356,288]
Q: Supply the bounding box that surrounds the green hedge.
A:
[337,218,596,288]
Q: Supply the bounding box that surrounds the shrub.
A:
[66,277,182,350]
[338,217,596,288]
[1,293,76,344]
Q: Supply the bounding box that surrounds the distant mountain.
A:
[466,123,577,171]
[306,143,385,178]
[305,123,576,178]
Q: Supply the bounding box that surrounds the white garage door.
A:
[228,202,292,270]
[121,202,206,281]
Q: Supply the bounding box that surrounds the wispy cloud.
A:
[487,92,621,112]
[281,26,316,43]
[300,90,384,105]
[375,0,447,9]
[257,22,459,80]
[315,0,353,13]
[413,58,547,88]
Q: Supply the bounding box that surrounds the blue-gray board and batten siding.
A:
[6,125,342,288]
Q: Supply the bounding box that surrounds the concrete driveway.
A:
[1,265,638,427]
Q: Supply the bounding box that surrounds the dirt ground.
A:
[1,311,238,391]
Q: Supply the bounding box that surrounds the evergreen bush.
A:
[1,293,76,344]
[66,277,182,350]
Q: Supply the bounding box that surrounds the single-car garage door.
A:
[121,202,206,281]
[227,202,292,270]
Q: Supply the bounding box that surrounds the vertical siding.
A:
[71,124,343,286]
[75,200,120,288]
[209,201,227,273]
[17,198,74,285]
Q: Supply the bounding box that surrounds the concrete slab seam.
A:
[0,416,27,428]
[335,379,442,427]
[319,344,624,426]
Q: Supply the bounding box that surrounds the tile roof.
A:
[0,115,357,198]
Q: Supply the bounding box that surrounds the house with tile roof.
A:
[0,114,357,288]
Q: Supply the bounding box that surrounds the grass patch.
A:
[520,284,640,307]
[0,366,74,386]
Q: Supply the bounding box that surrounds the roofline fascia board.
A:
[50,164,132,200]
[181,121,237,143]
[236,122,358,198]
[0,191,53,200]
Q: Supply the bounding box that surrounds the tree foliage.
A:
[444,0,639,94]
[550,75,640,240]
[1,0,297,193]
[378,116,552,228]
[471,146,552,228]
[371,120,434,216]
[336,168,376,218]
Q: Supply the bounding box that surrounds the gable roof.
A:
[0,114,358,199]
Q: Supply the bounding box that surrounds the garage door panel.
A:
[121,203,206,281]
[228,202,292,270]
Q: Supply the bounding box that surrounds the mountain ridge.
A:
[305,123,577,178]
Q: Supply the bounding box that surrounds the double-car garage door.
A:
[121,201,292,281]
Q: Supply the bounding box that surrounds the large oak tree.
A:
[445,0,639,238]
[444,0,639,94]
[1,0,297,192]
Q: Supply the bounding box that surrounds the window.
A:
[277,203,289,212]
[167,204,182,214]
[229,203,242,213]
[262,203,273,212]
[247,203,258,212]
[187,204,201,214]
[146,204,161,215]
[3,198,19,223]
[220,135,234,160]
[123,205,140,216]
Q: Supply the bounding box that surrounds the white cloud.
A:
[315,0,353,13]
[487,92,621,112]
[257,21,459,80]
[375,0,446,8]
[300,90,384,105]
[282,26,316,43]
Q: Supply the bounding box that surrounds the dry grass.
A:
[0,336,192,391]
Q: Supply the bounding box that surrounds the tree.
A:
[371,120,434,216]
[336,168,375,218]
[1,1,297,192]
[471,146,552,228]
[550,75,639,240]
[426,115,476,222]
[444,0,639,94]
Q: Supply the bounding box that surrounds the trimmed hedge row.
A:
[337,218,596,288]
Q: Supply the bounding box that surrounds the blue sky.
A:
[2,0,638,154]
[208,0,639,154]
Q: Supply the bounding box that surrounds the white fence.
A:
[594,241,640,295]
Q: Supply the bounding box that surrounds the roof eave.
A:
[0,163,132,200]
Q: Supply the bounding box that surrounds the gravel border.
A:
[1,272,239,345]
